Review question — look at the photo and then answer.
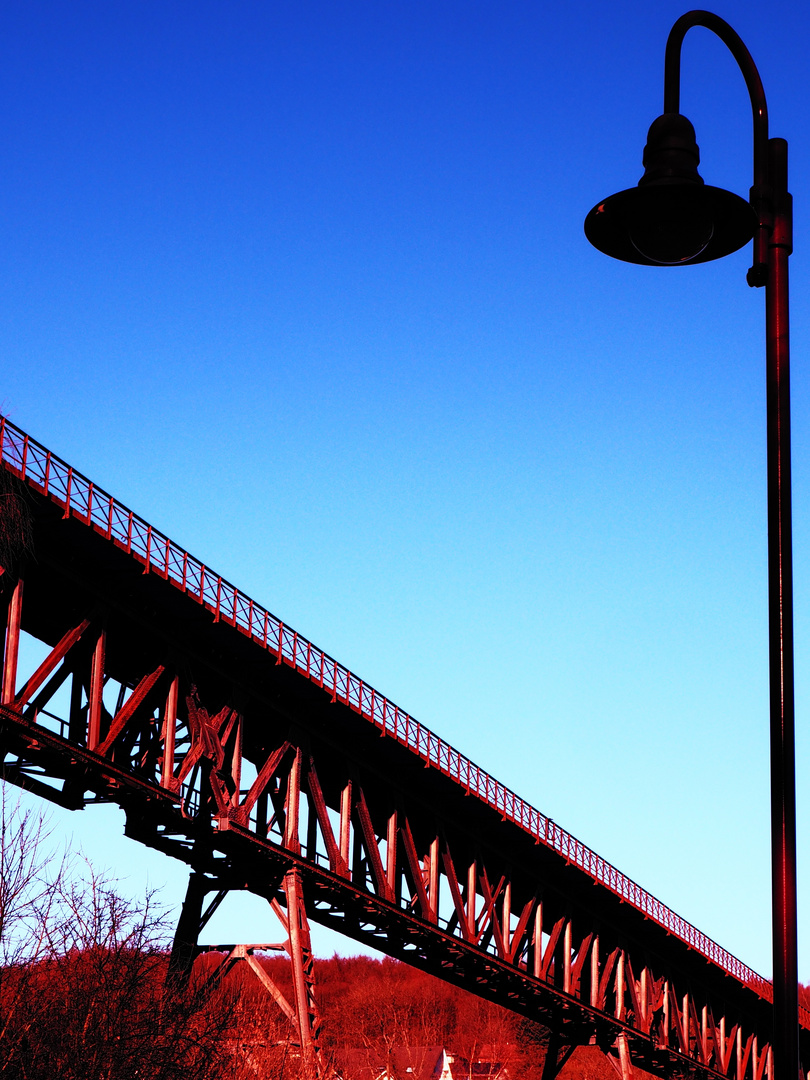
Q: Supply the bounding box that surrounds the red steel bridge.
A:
[0,416,807,1080]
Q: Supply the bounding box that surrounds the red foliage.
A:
[200,951,630,1080]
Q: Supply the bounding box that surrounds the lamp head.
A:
[584,113,755,265]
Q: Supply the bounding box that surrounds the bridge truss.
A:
[0,417,806,1080]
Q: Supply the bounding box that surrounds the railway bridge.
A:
[0,417,806,1080]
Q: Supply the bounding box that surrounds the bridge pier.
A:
[606,1034,634,1080]
[167,871,209,987]
[281,867,323,1078]
[540,1029,577,1080]
[168,866,324,1078]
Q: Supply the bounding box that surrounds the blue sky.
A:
[2,0,810,979]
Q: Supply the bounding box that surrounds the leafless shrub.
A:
[0,787,236,1080]
[0,468,33,577]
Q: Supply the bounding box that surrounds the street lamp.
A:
[584,10,798,1080]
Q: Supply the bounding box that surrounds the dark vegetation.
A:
[185,949,627,1080]
[219,952,554,1080]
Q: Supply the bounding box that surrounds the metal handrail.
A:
[0,416,801,1019]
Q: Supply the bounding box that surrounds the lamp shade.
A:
[584,114,755,265]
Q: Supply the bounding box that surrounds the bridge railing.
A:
[0,416,796,1017]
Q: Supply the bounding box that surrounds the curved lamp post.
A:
[584,11,797,1080]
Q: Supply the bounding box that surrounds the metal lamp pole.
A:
[764,121,799,1080]
[584,11,797,1079]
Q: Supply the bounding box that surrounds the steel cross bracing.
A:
[0,417,806,1080]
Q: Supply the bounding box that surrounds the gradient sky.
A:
[2,0,810,979]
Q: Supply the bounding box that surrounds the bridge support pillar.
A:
[282,867,324,1080]
[617,1035,633,1080]
[541,1028,576,1080]
[167,871,208,988]
[167,867,324,1079]
[606,1034,634,1080]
